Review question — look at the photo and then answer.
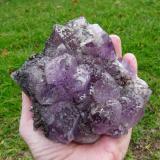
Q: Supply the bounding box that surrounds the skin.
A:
[19,35,137,160]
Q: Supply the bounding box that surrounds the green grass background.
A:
[0,0,160,159]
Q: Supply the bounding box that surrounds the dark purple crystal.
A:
[12,17,151,144]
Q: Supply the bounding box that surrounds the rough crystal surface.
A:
[11,17,152,144]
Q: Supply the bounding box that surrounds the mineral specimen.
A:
[11,17,152,144]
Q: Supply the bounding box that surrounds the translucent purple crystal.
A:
[12,17,151,144]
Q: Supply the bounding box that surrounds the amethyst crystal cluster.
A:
[12,17,151,144]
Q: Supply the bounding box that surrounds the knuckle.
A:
[19,124,26,139]
[112,149,124,160]
[19,126,24,137]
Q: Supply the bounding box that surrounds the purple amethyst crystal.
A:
[12,17,151,144]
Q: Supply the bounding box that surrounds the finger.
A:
[115,129,132,159]
[99,129,132,160]
[21,92,33,124]
[19,92,33,138]
[110,34,122,58]
[123,53,138,74]
[110,129,132,159]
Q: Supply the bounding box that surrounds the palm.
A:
[21,114,131,160]
[20,35,137,160]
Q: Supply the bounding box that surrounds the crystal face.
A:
[11,17,152,144]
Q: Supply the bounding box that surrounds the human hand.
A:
[19,35,137,160]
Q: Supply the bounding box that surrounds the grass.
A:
[0,0,160,159]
